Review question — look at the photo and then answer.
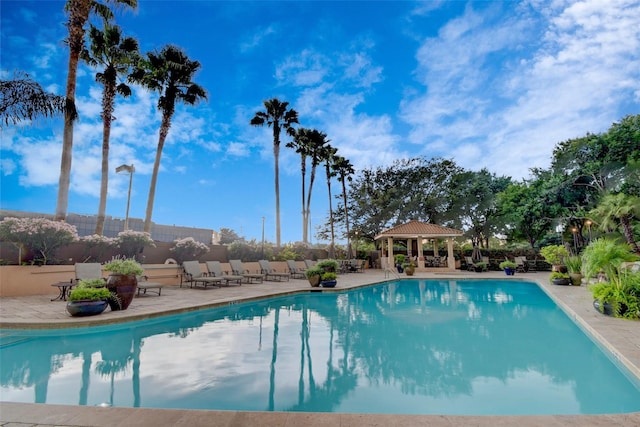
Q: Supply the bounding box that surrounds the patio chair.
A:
[74,263,104,284]
[286,260,306,279]
[304,259,316,269]
[515,256,527,273]
[229,259,265,283]
[181,261,224,289]
[205,261,243,286]
[136,275,165,296]
[258,260,291,282]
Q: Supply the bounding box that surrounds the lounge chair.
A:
[258,260,290,282]
[181,261,224,289]
[286,260,306,279]
[205,261,243,286]
[137,275,165,296]
[74,263,104,284]
[465,256,487,272]
[304,259,316,269]
[229,259,265,283]
[515,256,527,273]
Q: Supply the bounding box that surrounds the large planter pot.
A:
[66,299,108,317]
[405,267,415,276]
[320,280,337,288]
[308,275,321,287]
[569,273,583,286]
[552,278,571,286]
[106,274,137,310]
[593,299,614,316]
[396,264,404,273]
[504,268,515,276]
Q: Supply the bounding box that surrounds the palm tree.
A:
[81,23,139,235]
[287,128,313,243]
[332,155,355,257]
[590,192,640,254]
[0,71,66,128]
[250,98,299,247]
[55,0,137,222]
[303,129,330,245]
[129,45,207,233]
[321,145,338,258]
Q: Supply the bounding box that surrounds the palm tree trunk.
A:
[327,167,335,258]
[144,114,171,233]
[274,143,281,248]
[55,0,91,221]
[95,82,116,235]
[621,215,640,254]
[341,176,351,257]
[301,161,307,244]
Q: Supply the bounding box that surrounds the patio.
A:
[1,269,639,426]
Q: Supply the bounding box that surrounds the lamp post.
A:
[115,164,134,231]
[571,227,578,253]
[586,220,592,243]
[261,216,265,259]
[354,231,359,258]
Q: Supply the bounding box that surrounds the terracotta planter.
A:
[66,299,108,317]
[308,275,321,287]
[569,273,583,286]
[106,274,137,310]
[405,267,415,276]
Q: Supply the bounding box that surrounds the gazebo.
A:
[374,220,464,271]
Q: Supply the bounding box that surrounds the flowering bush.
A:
[0,217,78,264]
[80,234,116,262]
[115,230,155,260]
[170,237,210,263]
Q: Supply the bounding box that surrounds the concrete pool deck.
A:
[1,269,639,426]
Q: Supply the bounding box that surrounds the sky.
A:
[1,0,639,245]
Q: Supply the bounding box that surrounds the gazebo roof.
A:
[374,220,463,240]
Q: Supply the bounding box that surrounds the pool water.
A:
[1,279,639,415]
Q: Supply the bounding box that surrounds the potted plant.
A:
[402,259,416,276]
[103,256,144,311]
[317,259,339,273]
[66,279,111,317]
[320,271,337,288]
[550,271,571,286]
[473,261,487,272]
[564,255,583,286]
[305,266,323,287]
[499,260,517,276]
[394,254,405,273]
[540,245,569,272]
[583,238,640,319]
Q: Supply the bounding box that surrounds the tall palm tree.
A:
[55,0,137,221]
[332,155,355,257]
[81,23,139,235]
[250,99,299,247]
[590,192,640,254]
[129,44,207,233]
[303,129,330,245]
[287,128,313,243]
[321,145,338,258]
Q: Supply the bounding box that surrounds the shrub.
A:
[499,261,517,270]
[317,259,339,272]
[321,272,337,281]
[115,230,155,260]
[77,278,107,288]
[80,234,116,263]
[564,255,582,274]
[103,256,144,276]
[0,217,78,264]
[539,245,569,266]
[169,237,209,263]
[305,266,323,279]
[68,286,111,301]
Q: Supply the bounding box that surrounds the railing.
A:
[384,268,400,279]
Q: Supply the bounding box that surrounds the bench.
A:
[137,282,165,296]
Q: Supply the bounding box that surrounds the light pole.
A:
[115,164,134,231]
[586,220,592,243]
[571,227,578,253]
[354,231,359,258]
[261,216,265,259]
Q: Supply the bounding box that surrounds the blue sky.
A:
[1,0,639,245]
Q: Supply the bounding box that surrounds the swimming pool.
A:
[1,279,639,415]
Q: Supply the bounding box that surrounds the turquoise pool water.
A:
[1,279,639,415]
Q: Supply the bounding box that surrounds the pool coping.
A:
[1,270,639,426]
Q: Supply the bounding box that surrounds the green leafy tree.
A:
[81,23,139,235]
[130,45,207,233]
[250,98,299,247]
[55,0,137,222]
[218,227,242,245]
[0,71,66,128]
